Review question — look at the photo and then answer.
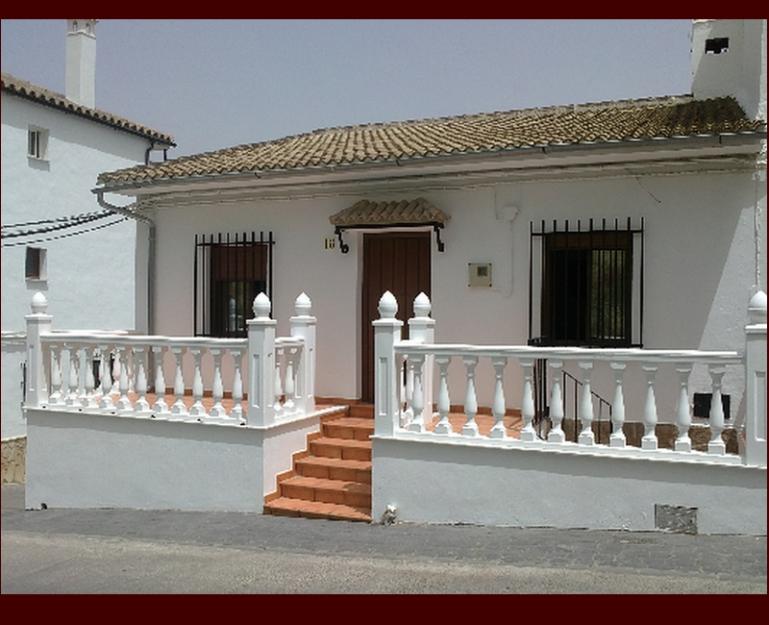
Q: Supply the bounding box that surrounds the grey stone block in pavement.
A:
[2,485,766,594]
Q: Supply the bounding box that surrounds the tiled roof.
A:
[97,94,765,187]
[1,73,175,146]
[330,198,449,227]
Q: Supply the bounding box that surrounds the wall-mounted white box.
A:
[468,263,492,287]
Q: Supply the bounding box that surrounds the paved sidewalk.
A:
[2,485,766,593]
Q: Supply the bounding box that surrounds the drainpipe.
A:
[94,189,155,336]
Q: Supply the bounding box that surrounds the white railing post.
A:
[577,361,595,446]
[433,356,452,435]
[641,364,658,450]
[151,345,169,415]
[708,365,726,455]
[609,362,627,448]
[230,348,245,423]
[518,358,536,441]
[373,291,403,437]
[742,290,767,466]
[208,348,228,419]
[170,347,187,416]
[82,345,99,410]
[98,346,115,411]
[674,364,693,452]
[491,356,511,440]
[290,292,317,415]
[49,343,63,405]
[133,346,151,415]
[247,292,277,427]
[188,348,206,418]
[25,293,52,409]
[547,360,565,443]
[408,354,426,433]
[408,292,435,429]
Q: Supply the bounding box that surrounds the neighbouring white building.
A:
[1,19,174,480]
[18,19,767,532]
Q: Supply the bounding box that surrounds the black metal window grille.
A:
[194,231,274,338]
[528,217,644,349]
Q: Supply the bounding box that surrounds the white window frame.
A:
[27,126,49,161]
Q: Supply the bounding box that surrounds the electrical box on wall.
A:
[468,263,492,287]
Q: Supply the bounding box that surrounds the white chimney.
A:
[65,19,97,108]
[691,19,767,120]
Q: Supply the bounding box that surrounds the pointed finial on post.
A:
[294,292,312,317]
[748,290,767,324]
[30,292,48,314]
[412,292,431,319]
[253,292,271,320]
[378,291,398,319]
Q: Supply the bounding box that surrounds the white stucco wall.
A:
[372,437,767,534]
[148,168,766,424]
[1,92,153,438]
[1,334,27,439]
[25,408,320,512]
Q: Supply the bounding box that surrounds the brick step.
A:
[264,496,371,522]
[309,436,371,461]
[349,404,374,419]
[295,456,372,484]
[322,417,374,441]
[280,475,371,508]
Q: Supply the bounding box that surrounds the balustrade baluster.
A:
[116,346,132,412]
[82,345,99,409]
[111,350,121,396]
[283,348,296,412]
[49,344,63,405]
[133,347,150,414]
[461,356,479,437]
[188,348,206,418]
[490,357,510,439]
[708,365,727,455]
[209,348,227,418]
[65,345,80,407]
[433,356,452,435]
[674,365,692,452]
[273,348,284,415]
[230,349,244,423]
[641,364,658,450]
[578,362,595,446]
[98,346,114,411]
[517,358,537,441]
[547,361,565,443]
[152,346,169,415]
[609,363,626,448]
[404,355,415,424]
[408,354,426,433]
[171,347,188,416]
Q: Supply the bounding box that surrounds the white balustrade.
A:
[116,346,132,413]
[230,348,245,423]
[152,345,169,415]
[133,347,150,414]
[374,291,759,467]
[188,348,206,418]
[49,344,63,405]
[65,345,80,408]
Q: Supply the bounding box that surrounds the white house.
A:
[0,19,174,481]
[19,19,767,532]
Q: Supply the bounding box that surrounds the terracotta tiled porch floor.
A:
[106,391,524,437]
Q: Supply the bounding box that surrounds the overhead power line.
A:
[1,217,128,248]
[2,209,112,229]
[1,211,114,239]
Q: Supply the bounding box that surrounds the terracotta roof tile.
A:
[329,197,450,227]
[1,73,175,146]
[97,94,764,187]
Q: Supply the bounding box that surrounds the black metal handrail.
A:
[562,369,613,444]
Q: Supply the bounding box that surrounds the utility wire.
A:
[2,209,112,229]
[1,211,112,239]
[1,217,128,247]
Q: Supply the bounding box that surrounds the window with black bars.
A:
[528,218,644,348]
[194,231,274,338]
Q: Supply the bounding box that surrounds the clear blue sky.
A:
[1,19,694,157]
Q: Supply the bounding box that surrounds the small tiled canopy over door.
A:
[361,232,431,402]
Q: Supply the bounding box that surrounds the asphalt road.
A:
[2,485,766,594]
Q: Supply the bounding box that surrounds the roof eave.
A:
[95,130,767,196]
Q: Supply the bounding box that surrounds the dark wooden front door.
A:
[361,231,431,402]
